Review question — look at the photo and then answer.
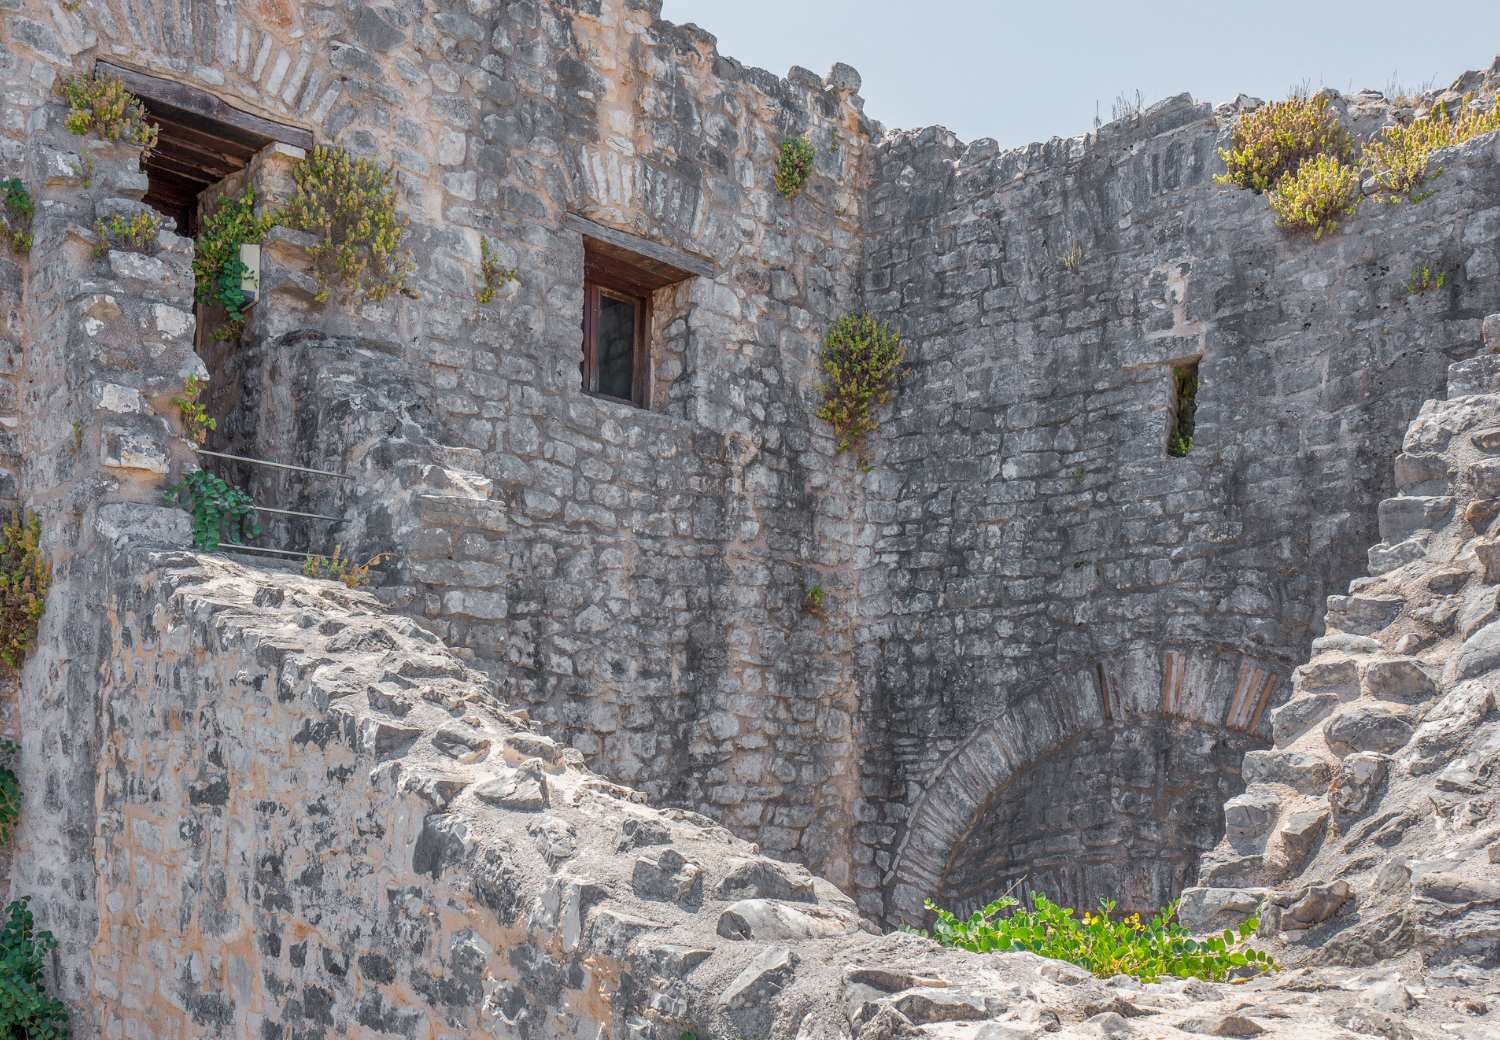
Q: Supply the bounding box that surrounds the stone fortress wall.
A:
[1,6,1498,1026]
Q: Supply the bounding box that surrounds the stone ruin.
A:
[0,0,1499,1036]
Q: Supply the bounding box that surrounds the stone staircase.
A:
[1183,332,1500,972]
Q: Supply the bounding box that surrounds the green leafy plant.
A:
[275,145,415,304]
[816,314,906,465]
[56,73,158,154]
[0,897,70,1039]
[93,211,161,258]
[925,892,1276,984]
[73,155,93,189]
[194,188,275,340]
[303,545,388,589]
[1,179,33,256]
[774,136,816,199]
[0,512,50,673]
[1408,266,1448,295]
[1167,363,1198,458]
[1363,95,1500,201]
[164,471,261,552]
[1216,95,1354,193]
[803,583,827,621]
[171,376,216,445]
[476,238,518,305]
[0,740,18,846]
[1267,153,1361,239]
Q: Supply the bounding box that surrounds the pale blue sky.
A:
[659,1,1500,146]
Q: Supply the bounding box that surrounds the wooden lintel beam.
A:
[95,60,314,150]
[563,213,716,281]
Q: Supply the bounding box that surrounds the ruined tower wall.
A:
[863,100,1500,919]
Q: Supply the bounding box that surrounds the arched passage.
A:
[885,647,1280,926]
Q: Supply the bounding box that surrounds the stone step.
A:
[1222,789,1281,851]
[1368,534,1431,576]
[1324,593,1404,636]
[1377,495,1454,544]
[1392,451,1451,495]
[1241,748,1334,795]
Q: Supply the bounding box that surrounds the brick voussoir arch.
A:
[884,645,1282,925]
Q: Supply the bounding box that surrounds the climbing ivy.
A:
[774,136,816,199]
[194,188,275,340]
[0,512,50,673]
[275,146,414,304]
[0,179,33,256]
[0,897,70,1040]
[164,471,261,552]
[55,73,158,154]
[815,313,906,465]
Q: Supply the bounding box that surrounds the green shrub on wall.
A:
[0,897,70,1040]
[476,238,518,305]
[276,146,415,304]
[195,188,276,340]
[92,211,161,258]
[0,179,33,256]
[1363,94,1500,200]
[1268,153,1362,239]
[815,314,906,465]
[774,136,816,199]
[0,512,50,673]
[925,892,1276,983]
[1215,95,1353,193]
[55,73,158,154]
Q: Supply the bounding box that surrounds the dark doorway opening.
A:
[95,61,311,235]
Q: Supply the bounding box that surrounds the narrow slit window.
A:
[1167,360,1199,458]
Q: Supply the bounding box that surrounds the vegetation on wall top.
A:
[195,188,275,340]
[815,313,907,466]
[56,73,158,154]
[925,892,1276,984]
[0,511,50,673]
[276,145,415,304]
[1362,94,1500,200]
[774,136,816,199]
[1215,95,1353,194]
[1,179,33,256]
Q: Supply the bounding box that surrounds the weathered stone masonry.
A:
[3,0,1500,1004]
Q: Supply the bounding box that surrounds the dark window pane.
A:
[597,294,636,400]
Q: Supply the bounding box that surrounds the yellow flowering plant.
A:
[924,892,1276,983]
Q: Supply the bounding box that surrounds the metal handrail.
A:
[192,447,353,481]
[221,543,316,559]
[253,504,342,522]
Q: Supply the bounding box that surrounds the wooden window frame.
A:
[582,275,650,408]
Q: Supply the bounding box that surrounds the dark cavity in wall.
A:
[934,720,1253,916]
[1167,359,1199,458]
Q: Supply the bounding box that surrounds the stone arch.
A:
[884,646,1280,925]
[87,1,343,130]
